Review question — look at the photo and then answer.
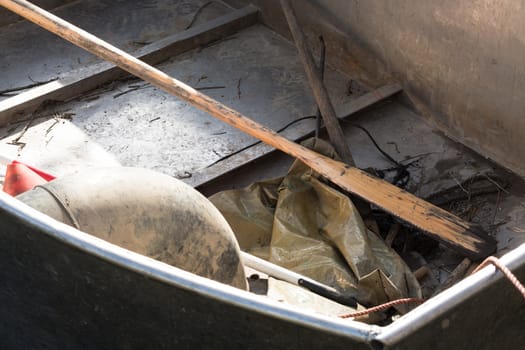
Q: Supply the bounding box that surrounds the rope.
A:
[340,256,524,320]
[339,298,425,319]
[472,256,525,299]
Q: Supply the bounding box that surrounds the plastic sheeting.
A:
[210,138,421,310]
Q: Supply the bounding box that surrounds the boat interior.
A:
[0,1,524,348]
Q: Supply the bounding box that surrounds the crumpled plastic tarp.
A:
[210,138,421,311]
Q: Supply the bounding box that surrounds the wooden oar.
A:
[0,0,496,260]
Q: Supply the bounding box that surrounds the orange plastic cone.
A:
[2,162,49,196]
[12,160,56,181]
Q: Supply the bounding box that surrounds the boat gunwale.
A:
[0,190,379,342]
[377,240,525,346]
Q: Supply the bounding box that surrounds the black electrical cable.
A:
[341,121,411,187]
[315,36,326,138]
[206,115,316,168]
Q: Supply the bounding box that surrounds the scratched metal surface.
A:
[0,23,364,179]
[0,0,232,98]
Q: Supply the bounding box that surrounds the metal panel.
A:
[376,244,525,349]
[0,192,376,349]
[1,184,524,349]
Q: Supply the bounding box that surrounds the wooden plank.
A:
[0,0,496,259]
[0,5,259,126]
[187,83,403,188]
[280,0,354,165]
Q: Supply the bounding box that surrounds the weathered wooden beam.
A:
[0,5,258,126]
[280,0,354,165]
[0,0,496,260]
[187,83,403,188]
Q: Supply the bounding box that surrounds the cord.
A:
[339,298,425,319]
[206,115,316,168]
[185,1,228,30]
[472,256,525,299]
[340,256,525,320]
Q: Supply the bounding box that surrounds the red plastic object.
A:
[12,160,56,181]
[2,162,54,196]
